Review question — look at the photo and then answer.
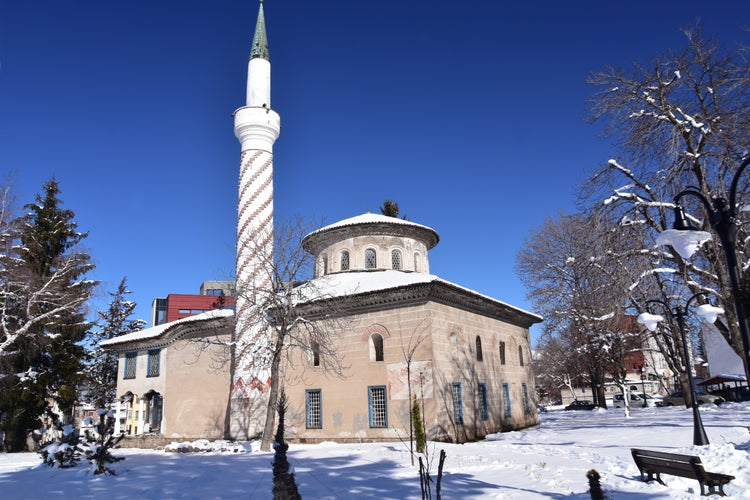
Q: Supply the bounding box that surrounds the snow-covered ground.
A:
[1,402,748,499]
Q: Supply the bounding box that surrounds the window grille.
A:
[147,349,160,377]
[478,383,488,420]
[341,250,350,271]
[365,249,377,269]
[451,383,463,424]
[124,352,137,379]
[391,250,402,270]
[306,389,322,429]
[522,383,531,415]
[368,386,387,428]
[503,383,512,418]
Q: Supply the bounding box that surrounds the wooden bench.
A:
[631,448,735,496]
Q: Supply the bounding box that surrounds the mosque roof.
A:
[302,213,440,254]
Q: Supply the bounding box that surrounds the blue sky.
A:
[1,1,747,343]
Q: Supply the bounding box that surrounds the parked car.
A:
[565,400,597,411]
[612,392,661,408]
[662,390,724,406]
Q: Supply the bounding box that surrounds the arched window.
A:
[475,336,483,362]
[311,340,320,367]
[340,250,350,271]
[413,253,420,272]
[391,249,402,270]
[518,345,524,367]
[499,341,506,365]
[370,333,384,362]
[365,248,377,269]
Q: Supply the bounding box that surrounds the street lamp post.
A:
[656,156,750,384]
[639,365,648,407]
[637,292,723,446]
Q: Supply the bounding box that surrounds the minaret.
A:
[233,0,280,379]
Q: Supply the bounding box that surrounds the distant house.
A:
[103,214,542,443]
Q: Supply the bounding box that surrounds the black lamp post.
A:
[638,292,721,446]
[638,365,648,407]
[658,156,750,384]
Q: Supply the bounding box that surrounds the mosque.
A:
[102,1,541,444]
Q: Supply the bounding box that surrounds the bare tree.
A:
[192,217,350,450]
[517,211,650,407]
[585,22,750,380]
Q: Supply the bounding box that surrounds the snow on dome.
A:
[302,213,440,253]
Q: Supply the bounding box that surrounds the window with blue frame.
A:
[306,389,322,429]
[124,352,137,379]
[147,349,160,377]
[522,383,531,415]
[503,383,511,418]
[368,386,388,428]
[451,382,463,424]
[478,383,488,420]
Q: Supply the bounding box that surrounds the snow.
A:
[2,403,748,498]
[296,269,541,321]
[99,308,234,347]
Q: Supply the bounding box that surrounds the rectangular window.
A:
[306,389,322,429]
[478,383,488,421]
[147,349,160,377]
[451,382,463,424]
[368,386,388,428]
[499,341,506,365]
[522,383,531,415]
[124,352,137,379]
[503,383,512,418]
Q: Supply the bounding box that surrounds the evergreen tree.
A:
[88,277,145,408]
[272,389,301,500]
[379,199,400,217]
[412,394,426,454]
[0,178,96,451]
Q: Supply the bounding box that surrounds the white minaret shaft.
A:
[233,0,280,381]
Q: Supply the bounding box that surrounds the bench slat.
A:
[631,448,735,496]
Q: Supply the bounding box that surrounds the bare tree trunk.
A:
[261,340,283,451]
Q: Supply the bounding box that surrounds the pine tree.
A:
[379,199,400,217]
[88,277,146,408]
[0,178,96,451]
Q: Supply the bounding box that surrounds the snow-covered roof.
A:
[302,213,440,253]
[315,213,436,233]
[296,269,541,323]
[100,308,234,347]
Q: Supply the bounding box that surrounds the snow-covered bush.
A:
[39,412,84,469]
[83,409,124,475]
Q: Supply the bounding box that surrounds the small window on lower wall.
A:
[503,383,512,418]
[522,383,531,415]
[451,382,463,424]
[306,389,322,429]
[478,383,488,421]
[368,386,388,428]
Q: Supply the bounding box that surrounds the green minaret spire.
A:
[250,0,270,61]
